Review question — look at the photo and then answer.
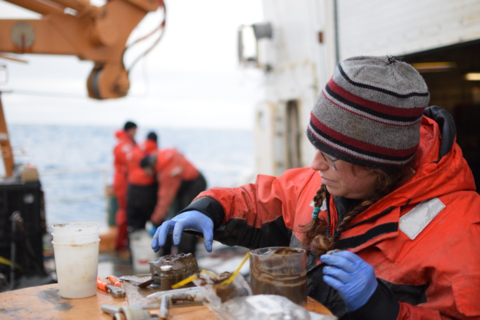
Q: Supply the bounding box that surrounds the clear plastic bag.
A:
[209,294,337,320]
[186,271,336,320]
[192,272,252,307]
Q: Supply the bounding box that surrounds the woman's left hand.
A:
[320,250,378,312]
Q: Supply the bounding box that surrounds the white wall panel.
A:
[259,0,332,169]
[338,0,480,58]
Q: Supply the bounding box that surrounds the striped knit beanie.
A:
[307,56,430,168]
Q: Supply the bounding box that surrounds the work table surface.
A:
[0,283,332,319]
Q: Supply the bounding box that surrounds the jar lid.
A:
[160,265,172,271]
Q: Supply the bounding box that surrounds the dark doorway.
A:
[403,40,480,190]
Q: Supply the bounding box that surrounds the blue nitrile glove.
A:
[320,250,378,312]
[151,210,214,253]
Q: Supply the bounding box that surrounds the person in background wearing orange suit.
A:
[142,132,158,154]
[140,148,206,256]
[126,132,159,234]
[113,121,137,253]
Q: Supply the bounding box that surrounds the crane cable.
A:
[123,0,167,74]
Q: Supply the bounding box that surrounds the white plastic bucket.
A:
[51,222,100,298]
[52,222,98,235]
[129,229,157,273]
[52,233,99,244]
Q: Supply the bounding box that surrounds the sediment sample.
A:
[149,253,199,289]
[250,247,307,305]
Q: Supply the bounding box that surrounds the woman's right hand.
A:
[151,210,214,253]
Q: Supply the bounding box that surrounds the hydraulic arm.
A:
[0,0,165,176]
[0,0,164,99]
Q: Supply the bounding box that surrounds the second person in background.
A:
[126,131,159,234]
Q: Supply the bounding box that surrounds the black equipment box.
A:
[0,179,46,277]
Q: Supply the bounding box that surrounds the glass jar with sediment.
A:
[249,247,307,306]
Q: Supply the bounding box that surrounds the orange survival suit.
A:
[127,139,158,186]
[183,115,480,319]
[150,148,207,256]
[112,130,136,251]
[150,148,203,225]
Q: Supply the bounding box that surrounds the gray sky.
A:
[0,0,264,130]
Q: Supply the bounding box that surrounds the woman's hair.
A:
[302,165,410,257]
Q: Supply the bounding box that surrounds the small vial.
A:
[160,265,174,291]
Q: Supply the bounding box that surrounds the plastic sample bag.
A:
[209,294,337,320]
[192,272,252,306]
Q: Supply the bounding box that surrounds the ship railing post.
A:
[0,92,14,177]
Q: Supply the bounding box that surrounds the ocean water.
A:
[8,124,254,228]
